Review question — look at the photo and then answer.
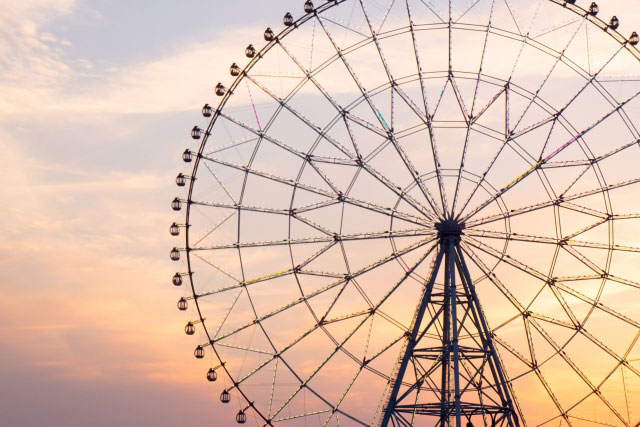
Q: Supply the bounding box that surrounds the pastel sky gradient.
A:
[0,1,308,425]
[2,1,640,426]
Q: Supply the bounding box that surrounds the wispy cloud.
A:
[0,1,78,110]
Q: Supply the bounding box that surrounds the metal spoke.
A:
[404,1,447,213]
[465,176,640,228]
[243,73,357,159]
[274,40,438,220]
[465,228,640,253]
[316,13,446,217]
[451,0,496,216]
[463,235,640,326]
[198,156,432,227]
[211,236,437,345]
[417,0,446,24]
[508,17,587,139]
[271,242,437,421]
[459,49,640,223]
[192,228,435,252]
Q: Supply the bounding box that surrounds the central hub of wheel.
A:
[435,219,465,241]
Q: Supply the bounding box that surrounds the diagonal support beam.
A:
[381,222,520,427]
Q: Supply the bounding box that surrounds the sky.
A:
[2,1,640,426]
[0,1,308,425]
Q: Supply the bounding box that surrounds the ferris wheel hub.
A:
[435,219,465,240]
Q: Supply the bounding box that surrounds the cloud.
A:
[0,0,266,117]
[59,30,258,115]
[1,21,267,116]
[5,0,639,121]
[0,0,78,112]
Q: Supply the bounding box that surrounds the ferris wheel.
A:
[170,0,640,425]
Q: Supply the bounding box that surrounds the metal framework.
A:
[381,221,519,427]
[170,1,640,426]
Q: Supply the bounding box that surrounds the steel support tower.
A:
[380,220,520,427]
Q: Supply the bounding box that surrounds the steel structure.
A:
[380,221,519,427]
[170,1,640,426]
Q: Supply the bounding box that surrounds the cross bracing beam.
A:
[380,222,520,427]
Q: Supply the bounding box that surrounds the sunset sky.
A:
[3,0,640,426]
[0,1,305,425]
